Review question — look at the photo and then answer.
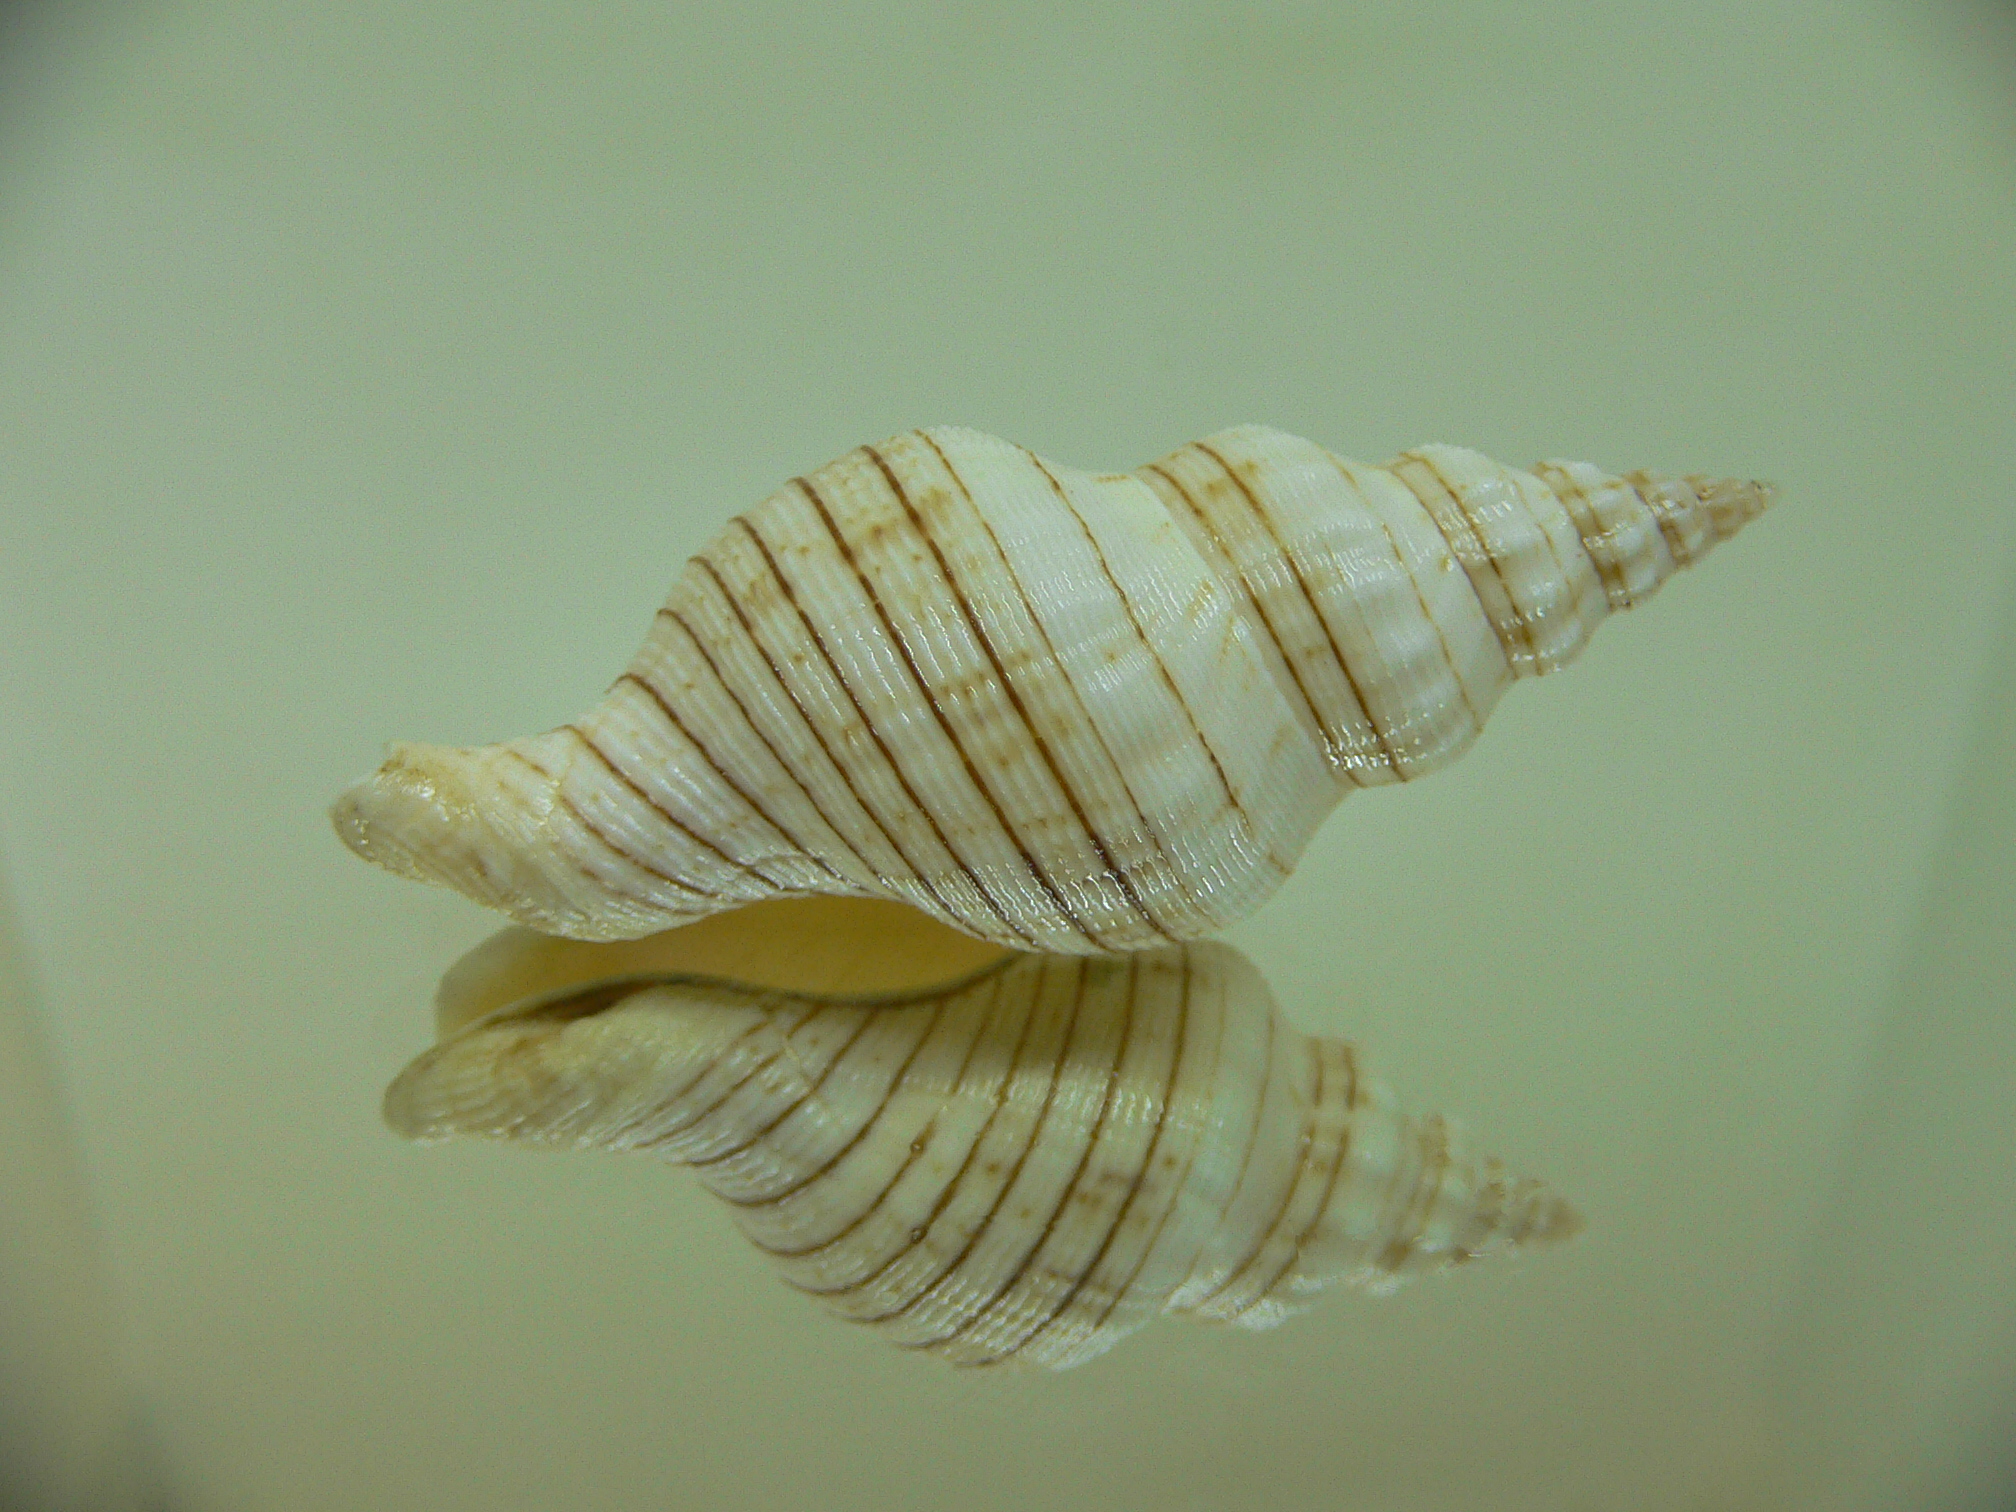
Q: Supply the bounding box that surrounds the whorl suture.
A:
[334,424,1774,950]
[386,909,1583,1370]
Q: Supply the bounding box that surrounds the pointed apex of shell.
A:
[1614,469,1778,558]
[1680,473,1777,540]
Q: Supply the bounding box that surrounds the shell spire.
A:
[335,425,1774,951]
[386,926,1581,1369]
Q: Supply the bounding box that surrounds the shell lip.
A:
[427,897,1023,1041]
[441,954,1021,1044]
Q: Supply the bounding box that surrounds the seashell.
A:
[387,898,1581,1369]
[334,425,1773,951]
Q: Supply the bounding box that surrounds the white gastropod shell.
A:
[334,425,1772,950]
[387,900,1581,1369]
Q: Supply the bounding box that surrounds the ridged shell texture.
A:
[335,425,1772,950]
[388,934,1580,1369]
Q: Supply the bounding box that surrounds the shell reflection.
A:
[388,904,1580,1369]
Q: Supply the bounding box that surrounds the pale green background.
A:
[2,2,2014,1509]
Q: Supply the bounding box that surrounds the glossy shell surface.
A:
[389,915,1581,1369]
[336,425,1772,949]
